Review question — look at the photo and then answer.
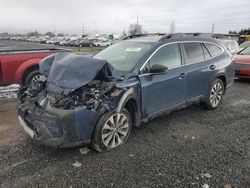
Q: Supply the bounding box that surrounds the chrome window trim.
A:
[139,40,224,76]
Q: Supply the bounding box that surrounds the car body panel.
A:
[139,66,187,118]
[235,54,250,78]
[0,49,70,86]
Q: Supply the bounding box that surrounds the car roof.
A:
[124,33,220,45]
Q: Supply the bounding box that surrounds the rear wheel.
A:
[204,79,225,109]
[23,69,41,86]
[91,109,132,152]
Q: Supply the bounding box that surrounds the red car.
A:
[0,48,70,86]
[235,46,250,79]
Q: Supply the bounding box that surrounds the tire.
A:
[23,69,41,86]
[204,78,225,110]
[91,109,132,152]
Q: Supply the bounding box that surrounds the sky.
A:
[0,0,250,35]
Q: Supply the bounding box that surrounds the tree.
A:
[228,30,237,34]
[45,32,55,37]
[128,23,143,35]
[27,30,41,36]
[57,33,64,37]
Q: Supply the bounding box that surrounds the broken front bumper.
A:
[17,101,100,147]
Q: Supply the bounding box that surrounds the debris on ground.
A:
[202,183,209,188]
[224,184,232,188]
[72,161,82,167]
[202,173,212,178]
[79,147,90,155]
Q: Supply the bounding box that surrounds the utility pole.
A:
[211,24,215,33]
[82,22,85,36]
[136,11,139,26]
[53,24,56,35]
[170,21,176,33]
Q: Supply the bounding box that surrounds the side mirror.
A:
[150,64,168,74]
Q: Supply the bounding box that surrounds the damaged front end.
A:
[17,53,126,147]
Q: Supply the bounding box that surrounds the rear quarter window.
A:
[183,42,204,64]
[205,43,223,57]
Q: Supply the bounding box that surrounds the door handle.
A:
[209,64,216,70]
[178,73,187,79]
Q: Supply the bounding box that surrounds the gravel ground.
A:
[0,80,250,188]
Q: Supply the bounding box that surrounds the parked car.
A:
[94,40,112,47]
[46,37,62,45]
[239,41,250,51]
[0,48,71,86]
[17,33,234,152]
[74,39,92,47]
[235,46,250,79]
[59,38,70,46]
[220,39,240,54]
[27,36,37,42]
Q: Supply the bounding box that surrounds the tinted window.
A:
[183,42,204,64]
[150,43,182,68]
[205,43,222,57]
[202,44,212,60]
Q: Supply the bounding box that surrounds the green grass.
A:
[72,47,104,52]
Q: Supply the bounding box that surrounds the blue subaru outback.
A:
[17,33,235,152]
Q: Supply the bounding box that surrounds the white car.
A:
[94,40,111,47]
[220,39,240,54]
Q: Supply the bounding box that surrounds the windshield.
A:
[239,46,250,55]
[94,41,152,72]
[240,42,250,48]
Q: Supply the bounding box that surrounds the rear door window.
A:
[205,43,223,57]
[183,42,204,64]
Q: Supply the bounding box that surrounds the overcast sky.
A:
[0,0,249,35]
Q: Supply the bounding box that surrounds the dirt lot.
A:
[0,81,250,188]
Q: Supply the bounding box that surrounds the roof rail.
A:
[159,33,215,42]
[122,33,166,40]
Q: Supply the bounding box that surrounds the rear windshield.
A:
[94,41,152,72]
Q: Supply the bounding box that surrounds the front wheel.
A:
[91,109,132,152]
[204,79,225,109]
[22,69,42,86]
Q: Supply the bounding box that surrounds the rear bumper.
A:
[18,101,100,147]
[235,63,250,78]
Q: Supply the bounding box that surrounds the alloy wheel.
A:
[210,82,223,108]
[30,74,42,84]
[101,113,129,148]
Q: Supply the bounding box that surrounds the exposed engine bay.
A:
[18,52,124,114]
[19,78,119,111]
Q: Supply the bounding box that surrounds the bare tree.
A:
[128,23,143,35]
[45,32,55,37]
[122,28,127,36]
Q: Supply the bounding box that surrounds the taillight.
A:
[0,61,2,81]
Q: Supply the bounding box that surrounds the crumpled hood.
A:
[39,52,113,94]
